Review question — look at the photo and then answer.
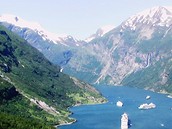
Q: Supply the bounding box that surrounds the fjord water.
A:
[60,86,172,129]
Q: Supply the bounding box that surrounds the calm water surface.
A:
[59,86,172,129]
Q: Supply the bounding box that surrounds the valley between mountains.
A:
[1,6,172,93]
[0,5,172,129]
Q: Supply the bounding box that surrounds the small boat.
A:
[116,101,123,107]
[160,123,164,127]
[146,95,151,100]
[167,95,172,98]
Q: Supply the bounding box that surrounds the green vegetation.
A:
[0,112,54,129]
[135,57,142,64]
[0,25,106,128]
[0,78,55,129]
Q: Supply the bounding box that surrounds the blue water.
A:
[59,86,172,129]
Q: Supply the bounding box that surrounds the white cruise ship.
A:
[138,103,156,109]
[121,113,128,129]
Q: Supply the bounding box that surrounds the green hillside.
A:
[0,25,106,128]
[0,77,54,129]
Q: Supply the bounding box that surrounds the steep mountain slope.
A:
[86,6,172,93]
[0,78,55,129]
[0,25,105,127]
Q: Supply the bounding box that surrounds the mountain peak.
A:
[0,14,42,31]
[85,25,114,42]
[134,6,172,20]
[0,14,70,45]
[97,25,115,36]
[122,6,172,30]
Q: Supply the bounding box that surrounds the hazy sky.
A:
[0,0,172,39]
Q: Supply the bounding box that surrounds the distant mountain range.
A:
[0,6,172,93]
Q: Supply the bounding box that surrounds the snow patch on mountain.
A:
[0,14,70,45]
[122,6,172,30]
[0,14,42,30]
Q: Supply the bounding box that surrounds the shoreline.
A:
[56,86,172,128]
[56,100,108,128]
[56,119,77,127]
[73,100,108,107]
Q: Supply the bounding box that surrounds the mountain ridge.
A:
[0,14,78,46]
[85,25,115,42]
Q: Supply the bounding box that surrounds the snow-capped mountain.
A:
[0,14,86,68]
[85,25,114,42]
[74,6,172,92]
[121,6,172,30]
[0,14,79,46]
[113,6,172,42]
[100,6,172,84]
